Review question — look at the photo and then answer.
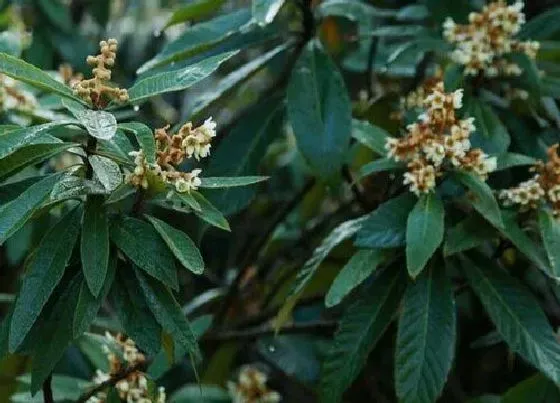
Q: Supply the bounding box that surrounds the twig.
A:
[203,320,335,342]
[43,375,54,403]
[76,362,146,403]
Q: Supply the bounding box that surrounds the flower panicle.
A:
[443,1,539,78]
[125,118,217,194]
[385,82,496,195]
[227,365,281,403]
[500,144,560,216]
[73,38,129,107]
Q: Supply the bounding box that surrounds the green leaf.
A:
[287,40,351,182]
[169,384,230,403]
[443,63,464,91]
[145,215,204,275]
[462,252,560,384]
[119,123,156,164]
[320,267,406,403]
[0,142,75,181]
[135,268,201,361]
[174,191,201,211]
[205,97,283,215]
[9,207,82,353]
[89,155,122,192]
[424,0,472,23]
[466,99,510,154]
[500,211,551,276]
[14,374,91,402]
[444,215,495,256]
[496,152,537,171]
[359,158,403,178]
[199,176,268,188]
[0,174,62,245]
[387,38,452,66]
[395,265,456,403]
[73,257,115,337]
[191,191,230,231]
[252,0,285,25]
[355,193,417,248]
[0,52,83,102]
[507,53,541,99]
[406,193,444,278]
[164,0,226,28]
[30,273,83,394]
[138,10,251,73]
[517,7,560,40]
[110,217,179,290]
[539,209,560,278]
[452,171,503,229]
[502,373,560,403]
[81,196,110,297]
[111,268,162,355]
[351,119,390,155]
[129,52,236,103]
[276,214,370,329]
[0,122,74,159]
[325,249,387,307]
[188,44,288,120]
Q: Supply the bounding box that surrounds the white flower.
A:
[174,169,202,193]
[452,89,464,109]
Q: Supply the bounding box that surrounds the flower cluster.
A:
[59,63,84,88]
[443,1,539,77]
[87,333,166,403]
[227,366,281,403]
[125,118,217,193]
[500,144,560,216]
[385,82,496,195]
[391,70,443,121]
[73,39,129,107]
[0,74,36,112]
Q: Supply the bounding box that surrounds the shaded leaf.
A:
[111,217,178,290]
[145,215,205,275]
[444,215,495,256]
[199,176,268,188]
[191,191,230,231]
[466,99,510,154]
[119,122,156,164]
[320,267,406,403]
[539,209,560,278]
[359,158,403,178]
[395,265,456,403]
[287,40,351,182]
[164,0,226,28]
[351,119,390,155]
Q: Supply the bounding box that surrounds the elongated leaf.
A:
[502,373,560,403]
[352,122,389,154]
[0,175,45,205]
[164,0,226,28]
[188,44,288,120]
[252,0,285,25]
[30,273,83,394]
[462,252,560,384]
[169,384,230,402]
[89,155,122,192]
[9,207,81,352]
[406,193,444,278]
[81,196,110,297]
[73,257,115,337]
[111,269,162,355]
[395,265,456,403]
[0,52,82,102]
[0,122,74,159]
[119,123,156,164]
[287,40,351,182]
[276,214,370,329]
[0,174,62,245]
[444,215,495,256]
[0,142,75,181]
[130,52,236,103]
[111,217,178,290]
[191,191,230,231]
[205,98,284,215]
[452,171,503,228]
[517,7,560,40]
[135,269,201,361]
[496,152,537,171]
[359,158,403,178]
[466,99,510,154]
[320,267,406,403]
[500,211,551,276]
[325,249,387,307]
[199,176,268,188]
[539,209,560,278]
[355,193,417,248]
[145,215,204,275]
[74,109,117,140]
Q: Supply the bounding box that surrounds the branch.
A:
[75,362,146,403]
[43,375,54,403]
